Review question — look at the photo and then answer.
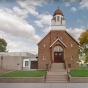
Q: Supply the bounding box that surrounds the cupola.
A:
[53,8,64,16]
[51,7,66,30]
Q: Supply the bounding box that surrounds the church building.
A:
[38,7,79,69]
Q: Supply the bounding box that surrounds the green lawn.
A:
[69,68,88,77]
[0,70,46,77]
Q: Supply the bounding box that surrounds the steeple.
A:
[51,7,66,30]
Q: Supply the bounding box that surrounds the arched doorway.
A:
[54,45,64,63]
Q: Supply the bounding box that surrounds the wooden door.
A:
[54,52,63,63]
[31,61,38,69]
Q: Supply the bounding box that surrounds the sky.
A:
[0,0,88,54]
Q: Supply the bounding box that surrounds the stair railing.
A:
[64,61,70,82]
[44,60,53,81]
[48,60,53,71]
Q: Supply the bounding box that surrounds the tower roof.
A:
[53,7,64,16]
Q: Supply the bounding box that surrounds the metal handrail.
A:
[48,60,53,71]
[44,60,53,82]
[64,61,70,82]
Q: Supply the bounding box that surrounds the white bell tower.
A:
[51,7,66,30]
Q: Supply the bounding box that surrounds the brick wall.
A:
[38,30,79,69]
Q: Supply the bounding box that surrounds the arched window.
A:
[54,45,63,52]
[54,17,56,21]
[57,16,59,21]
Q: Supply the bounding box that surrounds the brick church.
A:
[38,7,79,69]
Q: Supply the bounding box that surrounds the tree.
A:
[79,29,88,62]
[0,38,7,52]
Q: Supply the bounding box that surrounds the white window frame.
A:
[71,44,73,47]
[44,44,46,48]
[57,16,59,21]
[43,56,46,60]
[54,37,56,40]
[23,59,30,67]
[60,37,62,40]
[25,61,29,67]
[71,56,74,60]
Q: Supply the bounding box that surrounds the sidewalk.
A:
[0,83,88,88]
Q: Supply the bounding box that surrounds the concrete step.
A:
[45,81,69,83]
[46,78,68,81]
[45,77,69,83]
[45,80,69,83]
[52,63,64,65]
[46,75,68,79]
[51,63,65,66]
[51,63,65,71]
[45,63,68,83]
[50,69,66,72]
[47,72,67,76]
[51,65,65,67]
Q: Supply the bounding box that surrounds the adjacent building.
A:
[0,52,38,70]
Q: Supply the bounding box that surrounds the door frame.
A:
[54,52,63,63]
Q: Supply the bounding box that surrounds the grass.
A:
[69,68,88,77]
[0,70,46,77]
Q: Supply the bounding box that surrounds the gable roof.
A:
[37,30,51,45]
[50,38,67,48]
[65,30,79,45]
[37,30,79,45]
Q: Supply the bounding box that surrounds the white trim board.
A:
[50,38,67,48]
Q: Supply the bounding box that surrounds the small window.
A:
[60,37,62,40]
[57,16,59,21]
[68,64,71,68]
[55,52,58,56]
[71,44,73,47]
[44,44,46,47]
[25,61,29,67]
[54,37,56,40]
[71,56,74,60]
[43,56,46,60]
[59,53,62,56]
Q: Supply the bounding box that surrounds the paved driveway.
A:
[0,83,88,88]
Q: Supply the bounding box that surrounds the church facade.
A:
[38,8,79,69]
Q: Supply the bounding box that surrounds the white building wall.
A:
[8,52,28,57]
[31,58,37,61]
[51,14,66,30]
[51,20,55,25]
[56,21,61,25]
[51,25,66,30]
[62,20,65,25]
[0,52,37,58]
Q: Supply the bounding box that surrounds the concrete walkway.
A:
[0,83,88,88]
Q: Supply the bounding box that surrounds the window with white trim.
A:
[54,17,56,21]
[57,16,59,21]
[25,61,29,67]
[71,56,74,60]
[54,37,56,40]
[71,44,73,47]
[43,56,46,60]
[44,44,46,47]
[60,37,62,40]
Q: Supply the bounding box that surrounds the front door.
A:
[54,52,63,63]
